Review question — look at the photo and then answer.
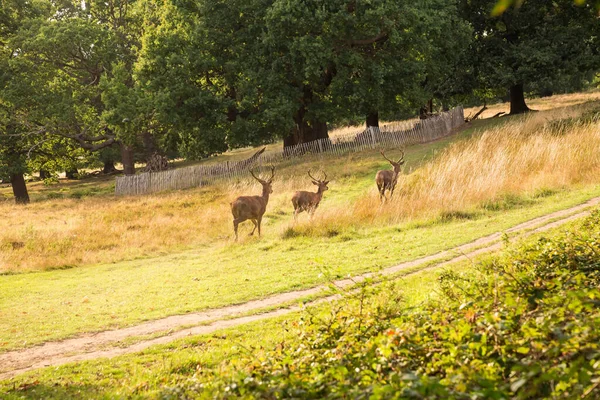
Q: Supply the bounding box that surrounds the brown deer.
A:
[291,170,329,219]
[230,166,275,241]
[375,150,404,201]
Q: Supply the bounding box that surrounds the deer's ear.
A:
[324,181,329,185]
[312,180,319,185]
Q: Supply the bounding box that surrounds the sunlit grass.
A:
[463,89,600,120]
[0,93,599,350]
[280,107,600,235]
[0,212,591,397]
[1,93,599,273]
[0,135,467,273]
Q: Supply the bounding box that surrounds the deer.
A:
[375,150,404,201]
[291,170,329,220]
[230,166,275,241]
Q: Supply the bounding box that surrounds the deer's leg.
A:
[233,219,241,241]
[249,219,258,235]
[378,184,385,201]
[390,181,398,198]
[383,185,390,202]
[257,216,262,237]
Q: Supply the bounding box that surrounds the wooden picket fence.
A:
[115,106,464,196]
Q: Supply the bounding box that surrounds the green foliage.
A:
[137,0,471,155]
[2,0,600,192]
[164,210,600,399]
[459,0,600,102]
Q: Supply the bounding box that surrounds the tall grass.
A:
[1,105,599,273]
[360,113,600,222]
[286,111,600,238]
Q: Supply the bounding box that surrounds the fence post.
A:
[369,127,376,149]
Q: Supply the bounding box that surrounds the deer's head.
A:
[308,170,329,192]
[381,150,405,174]
[250,165,275,194]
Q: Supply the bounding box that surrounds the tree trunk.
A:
[10,172,30,205]
[65,169,78,179]
[509,83,530,115]
[103,160,117,174]
[428,98,434,114]
[142,131,158,160]
[39,170,49,180]
[284,119,329,148]
[283,86,330,150]
[366,111,379,128]
[120,143,136,175]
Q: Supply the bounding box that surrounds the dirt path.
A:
[1,197,599,380]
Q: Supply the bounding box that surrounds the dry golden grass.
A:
[0,188,224,272]
[351,111,600,225]
[235,105,600,238]
[0,162,358,272]
[463,90,600,120]
[2,92,599,273]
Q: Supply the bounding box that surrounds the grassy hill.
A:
[0,92,599,386]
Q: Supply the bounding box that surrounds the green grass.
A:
[0,259,467,398]
[1,183,599,352]
[1,211,594,398]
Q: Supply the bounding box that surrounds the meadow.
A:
[1,95,599,274]
[1,207,598,399]
[1,92,600,382]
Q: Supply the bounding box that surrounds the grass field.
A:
[1,92,600,386]
[0,211,595,399]
[1,95,599,274]
[0,257,489,398]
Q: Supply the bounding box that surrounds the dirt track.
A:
[1,196,598,381]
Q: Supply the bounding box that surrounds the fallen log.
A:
[466,103,488,122]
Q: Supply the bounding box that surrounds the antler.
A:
[250,165,275,183]
[267,165,275,182]
[249,168,264,183]
[380,150,394,165]
[397,150,405,164]
[308,169,327,182]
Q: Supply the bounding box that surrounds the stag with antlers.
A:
[375,150,404,201]
[230,166,275,241]
[291,170,329,219]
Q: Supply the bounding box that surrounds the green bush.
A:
[163,210,600,399]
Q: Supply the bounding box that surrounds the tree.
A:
[331,0,471,127]
[460,0,600,114]
[0,0,51,203]
[141,0,471,154]
[135,0,232,159]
